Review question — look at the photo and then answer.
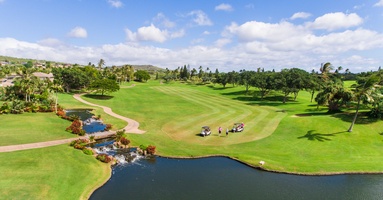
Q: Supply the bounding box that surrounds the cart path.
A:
[73,93,146,134]
[0,137,85,153]
[0,94,145,153]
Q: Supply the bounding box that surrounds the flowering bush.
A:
[146,145,156,155]
[120,137,130,148]
[69,138,89,146]
[96,154,112,163]
[66,120,85,135]
[104,124,112,131]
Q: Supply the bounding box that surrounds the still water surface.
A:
[90,157,383,200]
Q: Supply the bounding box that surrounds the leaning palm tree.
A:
[319,62,333,80]
[348,75,380,132]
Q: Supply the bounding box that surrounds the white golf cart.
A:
[200,126,211,137]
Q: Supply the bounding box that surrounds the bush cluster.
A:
[120,137,130,148]
[104,124,112,131]
[96,154,112,163]
[82,148,94,155]
[66,120,85,136]
[70,138,89,147]
[146,145,156,155]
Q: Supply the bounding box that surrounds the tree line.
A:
[160,63,383,132]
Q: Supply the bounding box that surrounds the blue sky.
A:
[1,0,383,73]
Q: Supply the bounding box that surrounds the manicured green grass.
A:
[83,80,383,174]
[1,79,383,199]
[58,93,127,131]
[0,145,111,200]
[0,112,75,146]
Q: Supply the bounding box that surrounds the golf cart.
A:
[201,126,211,137]
[231,123,244,132]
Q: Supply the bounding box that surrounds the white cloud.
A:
[108,0,123,8]
[170,29,185,38]
[153,13,175,28]
[221,19,383,68]
[68,27,88,38]
[374,0,383,7]
[290,12,311,20]
[214,38,231,47]
[188,10,213,26]
[307,12,363,31]
[1,35,382,73]
[37,38,64,47]
[215,3,233,12]
[226,21,307,42]
[125,24,184,43]
[203,31,211,35]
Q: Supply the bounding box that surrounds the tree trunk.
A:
[348,97,361,132]
[311,90,315,103]
[55,93,58,113]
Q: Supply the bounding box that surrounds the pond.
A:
[65,109,106,133]
[90,156,383,200]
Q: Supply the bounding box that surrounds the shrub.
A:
[115,129,126,142]
[66,120,85,135]
[139,144,147,150]
[56,110,65,117]
[70,138,89,146]
[89,135,95,142]
[74,144,85,150]
[82,148,94,155]
[96,154,112,163]
[120,137,130,148]
[104,124,112,131]
[146,145,156,155]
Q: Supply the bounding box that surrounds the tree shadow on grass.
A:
[84,94,114,100]
[331,112,379,124]
[297,130,347,142]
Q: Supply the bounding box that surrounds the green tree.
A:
[315,79,352,112]
[134,70,151,82]
[276,68,310,103]
[89,78,120,96]
[348,75,380,132]
[239,70,255,93]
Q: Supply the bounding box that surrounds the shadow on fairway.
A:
[298,130,347,142]
[331,112,379,124]
[84,94,114,100]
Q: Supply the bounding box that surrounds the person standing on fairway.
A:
[218,126,222,136]
[226,128,229,136]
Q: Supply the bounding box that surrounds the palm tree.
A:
[97,59,105,71]
[49,83,64,113]
[348,75,380,132]
[319,62,333,81]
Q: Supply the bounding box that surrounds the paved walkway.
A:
[0,93,145,153]
[73,93,145,134]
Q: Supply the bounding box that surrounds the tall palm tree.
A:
[49,83,64,113]
[97,59,105,71]
[348,75,380,132]
[319,62,333,81]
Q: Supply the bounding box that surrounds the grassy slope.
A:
[0,145,111,200]
[84,80,383,174]
[58,93,127,131]
[1,79,382,198]
[0,112,75,146]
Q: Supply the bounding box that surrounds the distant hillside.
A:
[121,64,165,72]
[0,55,166,72]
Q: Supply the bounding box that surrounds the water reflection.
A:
[90,157,383,200]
